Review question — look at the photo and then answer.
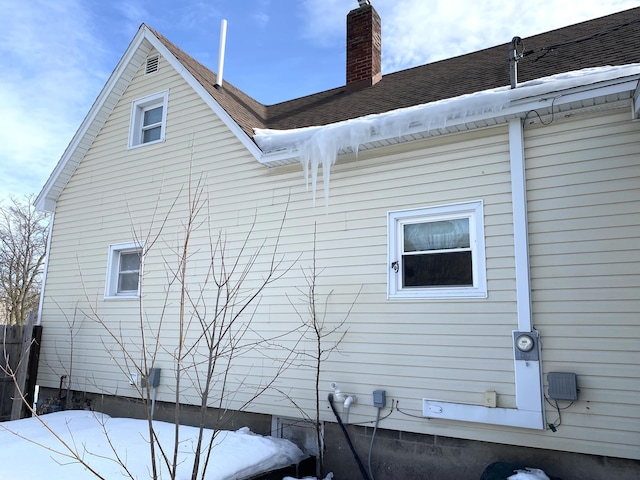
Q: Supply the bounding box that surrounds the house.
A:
[34,3,640,479]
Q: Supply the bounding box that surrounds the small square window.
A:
[388,201,487,299]
[128,91,168,148]
[105,242,143,299]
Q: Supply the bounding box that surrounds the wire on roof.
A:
[518,17,640,62]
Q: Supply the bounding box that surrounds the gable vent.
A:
[145,54,159,75]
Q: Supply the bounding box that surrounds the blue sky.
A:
[1,0,637,204]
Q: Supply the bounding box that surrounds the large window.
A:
[388,200,487,299]
[105,242,143,299]
[128,91,168,148]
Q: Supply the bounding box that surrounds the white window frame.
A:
[105,242,143,299]
[128,91,168,149]
[387,200,487,299]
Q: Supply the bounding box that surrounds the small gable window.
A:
[388,200,487,299]
[128,91,168,148]
[142,106,163,143]
[105,242,143,299]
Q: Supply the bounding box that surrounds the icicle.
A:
[254,64,640,205]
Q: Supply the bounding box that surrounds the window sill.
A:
[127,138,165,150]
[104,294,140,301]
[388,287,487,300]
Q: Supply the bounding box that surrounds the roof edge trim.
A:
[35,25,152,211]
[256,66,640,168]
[35,24,264,212]
[143,26,263,160]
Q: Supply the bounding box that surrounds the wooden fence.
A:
[0,313,42,421]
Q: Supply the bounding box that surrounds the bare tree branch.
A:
[0,195,49,326]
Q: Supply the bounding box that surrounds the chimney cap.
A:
[357,0,371,6]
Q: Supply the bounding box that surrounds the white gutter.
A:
[633,82,640,119]
[255,66,640,169]
[509,118,545,426]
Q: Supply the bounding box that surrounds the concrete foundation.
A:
[322,422,640,480]
[36,386,273,435]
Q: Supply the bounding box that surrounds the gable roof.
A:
[36,7,640,211]
[146,26,267,139]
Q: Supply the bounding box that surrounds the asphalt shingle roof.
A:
[151,7,640,138]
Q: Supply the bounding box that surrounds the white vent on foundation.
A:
[145,54,159,75]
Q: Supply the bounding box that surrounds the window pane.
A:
[120,252,140,272]
[143,106,163,126]
[143,126,161,143]
[404,218,469,252]
[118,252,140,293]
[402,251,472,287]
[118,272,139,292]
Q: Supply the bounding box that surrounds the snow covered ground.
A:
[0,411,553,480]
[0,410,306,480]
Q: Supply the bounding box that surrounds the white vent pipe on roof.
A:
[215,19,227,88]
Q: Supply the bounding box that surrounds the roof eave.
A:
[257,73,640,168]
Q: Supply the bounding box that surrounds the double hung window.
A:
[388,201,487,299]
[141,106,163,143]
[105,242,143,298]
[128,91,168,148]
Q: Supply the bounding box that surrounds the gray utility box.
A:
[547,372,578,401]
[148,368,161,388]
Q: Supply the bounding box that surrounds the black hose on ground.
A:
[327,393,371,480]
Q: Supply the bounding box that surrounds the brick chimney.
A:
[346,1,382,92]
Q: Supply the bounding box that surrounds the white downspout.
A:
[36,211,55,327]
[421,120,545,429]
[509,119,533,331]
[509,118,545,427]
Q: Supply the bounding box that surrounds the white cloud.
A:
[299,0,348,47]
[254,0,271,28]
[175,2,220,31]
[298,0,640,72]
[113,0,149,32]
[253,12,270,28]
[0,0,108,199]
[379,0,640,72]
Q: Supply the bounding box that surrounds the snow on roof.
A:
[254,64,640,204]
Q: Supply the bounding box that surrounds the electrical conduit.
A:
[328,394,371,480]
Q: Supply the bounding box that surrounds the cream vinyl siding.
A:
[42,119,520,417]
[40,46,520,429]
[38,48,639,460]
[525,108,640,459]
